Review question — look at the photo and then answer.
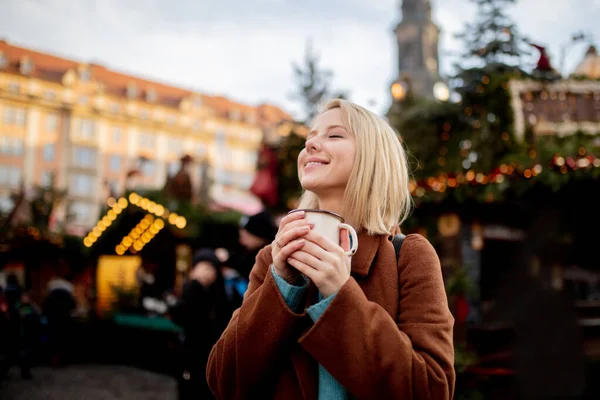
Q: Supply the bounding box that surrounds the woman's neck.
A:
[317,194,346,219]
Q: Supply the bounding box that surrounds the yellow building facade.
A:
[0,40,291,235]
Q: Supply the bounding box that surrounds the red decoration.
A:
[530,43,552,72]
[250,146,279,207]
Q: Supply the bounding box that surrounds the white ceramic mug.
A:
[288,209,358,256]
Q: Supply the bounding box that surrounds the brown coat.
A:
[207,233,455,399]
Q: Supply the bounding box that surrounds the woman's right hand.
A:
[271,211,312,283]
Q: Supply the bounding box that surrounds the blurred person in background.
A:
[228,210,277,279]
[43,265,76,368]
[215,247,248,313]
[0,274,33,380]
[171,248,231,400]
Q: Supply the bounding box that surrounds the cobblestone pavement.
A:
[0,364,177,400]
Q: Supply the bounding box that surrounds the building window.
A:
[2,107,26,126]
[12,138,24,156]
[112,127,122,144]
[78,96,89,105]
[0,166,7,185]
[43,143,55,161]
[40,171,53,187]
[70,201,95,224]
[109,155,121,172]
[15,108,26,126]
[242,173,254,189]
[168,161,179,176]
[70,174,94,196]
[168,138,183,154]
[192,120,202,131]
[8,82,20,94]
[0,137,8,154]
[166,115,177,125]
[80,69,91,82]
[127,84,137,99]
[44,90,56,101]
[139,132,156,150]
[139,109,149,120]
[248,151,258,168]
[0,196,14,213]
[72,146,97,168]
[216,129,226,151]
[46,114,58,132]
[141,160,156,176]
[146,89,157,103]
[9,167,21,187]
[110,103,120,114]
[196,143,206,157]
[3,107,14,124]
[0,53,7,69]
[80,119,95,140]
[0,137,24,156]
[20,58,33,75]
[0,167,19,187]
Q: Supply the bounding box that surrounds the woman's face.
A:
[298,108,356,196]
[191,261,217,287]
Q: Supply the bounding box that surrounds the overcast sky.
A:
[1,0,598,118]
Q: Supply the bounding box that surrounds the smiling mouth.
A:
[305,161,328,167]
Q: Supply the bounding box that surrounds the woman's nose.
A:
[306,136,321,152]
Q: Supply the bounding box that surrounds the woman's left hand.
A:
[287,230,352,298]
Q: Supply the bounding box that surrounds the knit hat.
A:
[192,248,220,267]
[240,210,277,242]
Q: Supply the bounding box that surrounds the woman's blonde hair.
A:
[298,99,412,235]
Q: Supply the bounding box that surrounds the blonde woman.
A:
[207,99,455,399]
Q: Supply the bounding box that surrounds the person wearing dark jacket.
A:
[227,210,277,280]
[43,275,76,367]
[1,274,33,380]
[171,249,231,400]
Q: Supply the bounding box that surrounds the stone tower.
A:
[392,0,441,99]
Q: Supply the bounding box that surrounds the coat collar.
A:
[350,232,386,277]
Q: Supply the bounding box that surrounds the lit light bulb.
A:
[175,217,187,229]
[118,198,128,208]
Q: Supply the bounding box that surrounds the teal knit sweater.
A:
[271,266,348,400]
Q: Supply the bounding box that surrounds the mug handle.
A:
[339,223,358,256]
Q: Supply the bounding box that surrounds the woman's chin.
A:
[300,178,320,193]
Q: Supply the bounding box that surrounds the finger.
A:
[277,222,312,247]
[278,210,305,229]
[273,239,305,265]
[297,240,335,263]
[289,250,324,271]
[287,257,318,282]
[339,229,351,253]
[305,230,342,253]
[279,218,311,236]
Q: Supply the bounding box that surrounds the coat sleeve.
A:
[298,235,455,399]
[206,245,308,399]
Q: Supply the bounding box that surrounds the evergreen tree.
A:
[451,0,530,173]
[290,40,348,123]
[455,0,530,68]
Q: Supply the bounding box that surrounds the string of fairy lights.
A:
[82,192,187,255]
[410,151,600,197]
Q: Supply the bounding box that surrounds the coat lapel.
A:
[350,233,383,277]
